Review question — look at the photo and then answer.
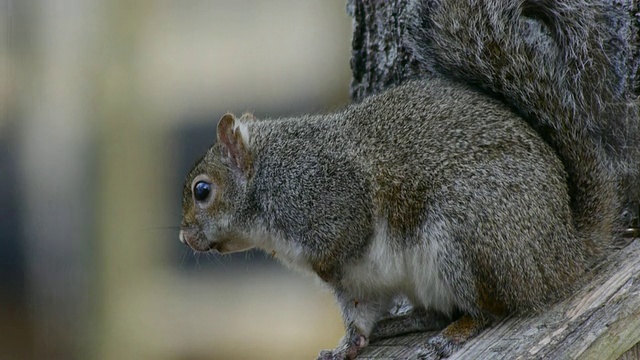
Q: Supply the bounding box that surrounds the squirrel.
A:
[179,0,625,359]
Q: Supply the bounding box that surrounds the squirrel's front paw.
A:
[316,334,367,360]
[316,347,358,360]
[316,349,350,360]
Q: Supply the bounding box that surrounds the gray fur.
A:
[407,0,635,230]
[180,1,623,359]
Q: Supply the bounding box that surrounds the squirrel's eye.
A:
[193,181,211,202]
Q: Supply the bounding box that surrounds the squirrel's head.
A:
[179,113,255,254]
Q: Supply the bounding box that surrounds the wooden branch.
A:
[357,239,640,359]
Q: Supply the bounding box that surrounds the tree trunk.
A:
[347,0,421,103]
[347,0,640,358]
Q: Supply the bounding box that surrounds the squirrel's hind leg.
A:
[370,308,456,340]
[414,315,492,359]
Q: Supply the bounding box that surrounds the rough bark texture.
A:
[347,0,421,103]
[347,0,640,358]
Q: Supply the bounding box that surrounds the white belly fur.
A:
[342,221,456,314]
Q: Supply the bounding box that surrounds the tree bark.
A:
[347,0,421,103]
[347,0,640,358]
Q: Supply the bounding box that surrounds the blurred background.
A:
[0,1,352,359]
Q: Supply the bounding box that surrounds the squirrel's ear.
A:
[217,113,252,174]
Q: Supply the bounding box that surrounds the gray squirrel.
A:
[179,0,631,359]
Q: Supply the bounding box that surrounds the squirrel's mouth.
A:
[179,228,219,252]
[179,228,255,254]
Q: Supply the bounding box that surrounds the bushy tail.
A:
[407,0,631,254]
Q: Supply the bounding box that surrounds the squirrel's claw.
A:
[317,333,367,360]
